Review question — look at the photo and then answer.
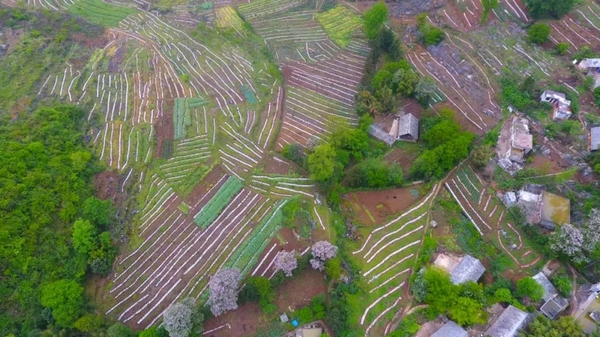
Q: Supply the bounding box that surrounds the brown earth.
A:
[252,227,311,277]
[343,185,424,225]
[203,302,268,337]
[183,164,227,208]
[275,268,327,312]
[155,98,174,158]
[385,147,421,176]
[94,170,124,204]
[264,155,292,175]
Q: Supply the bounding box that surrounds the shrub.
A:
[594,87,600,107]
[527,23,550,45]
[555,42,569,55]
[516,277,544,302]
[416,14,444,46]
[552,274,572,297]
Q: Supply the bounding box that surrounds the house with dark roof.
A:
[431,320,467,337]
[485,305,530,337]
[532,272,569,319]
[397,113,419,141]
[540,90,572,120]
[589,127,600,151]
[450,255,485,285]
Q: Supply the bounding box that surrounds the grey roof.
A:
[398,113,419,140]
[540,296,569,319]
[368,125,396,146]
[590,127,600,151]
[590,311,600,323]
[532,272,559,302]
[431,320,468,337]
[450,255,486,285]
[584,58,600,68]
[485,305,530,337]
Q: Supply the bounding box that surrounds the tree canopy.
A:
[527,23,551,45]
[524,0,575,19]
[40,279,84,328]
[363,2,388,40]
[516,277,544,302]
[308,143,337,183]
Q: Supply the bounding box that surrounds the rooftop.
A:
[369,124,396,146]
[540,191,570,226]
[540,296,569,319]
[485,305,529,337]
[532,272,559,302]
[450,255,486,285]
[590,127,600,151]
[295,328,322,337]
[397,113,419,140]
[583,58,600,68]
[431,320,468,337]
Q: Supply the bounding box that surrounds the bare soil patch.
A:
[264,155,292,174]
[155,98,174,158]
[203,302,268,337]
[94,171,124,204]
[275,268,327,312]
[343,185,423,225]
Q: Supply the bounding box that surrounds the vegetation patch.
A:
[193,176,244,228]
[316,6,362,48]
[67,0,137,27]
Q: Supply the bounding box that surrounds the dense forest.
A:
[0,105,116,335]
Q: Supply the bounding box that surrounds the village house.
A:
[496,115,533,175]
[589,126,600,151]
[484,305,530,337]
[433,253,485,285]
[575,58,600,89]
[431,320,467,337]
[369,113,420,145]
[514,185,570,230]
[540,90,572,120]
[532,272,569,319]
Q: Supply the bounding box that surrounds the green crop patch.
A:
[68,0,138,27]
[316,6,362,48]
[174,97,208,140]
[193,176,244,228]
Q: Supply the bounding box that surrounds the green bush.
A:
[555,42,569,55]
[416,14,444,46]
[594,87,600,107]
[527,23,550,44]
[552,274,572,297]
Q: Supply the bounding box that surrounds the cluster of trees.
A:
[549,209,600,265]
[412,268,546,327]
[524,0,575,19]
[411,109,475,179]
[0,105,120,335]
[520,315,588,337]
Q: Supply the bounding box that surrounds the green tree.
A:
[41,279,84,327]
[417,14,444,46]
[414,77,437,107]
[82,196,114,229]
[516,277,544,302]
[282,143,306,167]
[481,0,498,23]
[364,2,388,40]
[393,68,420,97]
[448,296,487,326]
[471,145,494,168]
[594,87,600,107]
[552,274,572,298]
[524,0,575,19]
[356,90,382,116]
[390,313,420,337]
[375,86,397,114]
[107,322,135,337]
[493,288,514,304]
[325,257,342,280]
[72,218,96,256]
[308,144,336,182]
[73,314,103,333]
[555,42,569,55]
[520,315,585,337]
[138,327,159,337]
[527,23,551,45]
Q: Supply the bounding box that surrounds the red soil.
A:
[264,155,292,174]
[343,186,423,225]
[275,268,327,311]
[203,302,268,337]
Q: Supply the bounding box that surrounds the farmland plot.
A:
[549,5,600,52]
[316,5,362,47]
[348,185,438,336]
[444,165,542,269]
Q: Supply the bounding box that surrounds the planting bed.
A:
[342,185,424,225]
[348,185,438,336]
[443,165,542,270]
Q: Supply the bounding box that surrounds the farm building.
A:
[589,127,600,151]
[433,253,485,285]
[496,115,533,175]
[540,90,572,120]
[484,305,530,337]
[431,320,467,337]
[368,124,396,146]
[295,327,322,337]
[590,311,600,324]
[397,113,419,141]
[532,272,569,319]
[576,58,600,89]
[515,186,570,230]
[449,254,485,285]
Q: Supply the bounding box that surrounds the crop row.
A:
[215,6,248,37]
[67,0,137,27]
[316,6,362,48]
[193,176,244,228]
